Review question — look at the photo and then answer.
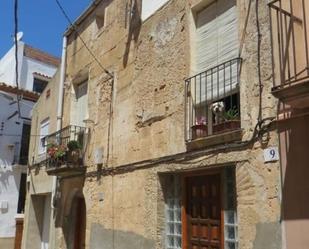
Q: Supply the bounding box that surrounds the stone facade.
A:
[23,0,283,249]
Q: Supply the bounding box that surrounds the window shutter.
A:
[196,2,218,72]
[74,81,88,127]
[194,0,239,104]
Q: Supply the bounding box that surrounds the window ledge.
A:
[186,129,243,151]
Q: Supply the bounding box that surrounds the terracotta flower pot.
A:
[191,120,240,139]
[67,150,81,164]
[213,120,240,134]
[191,124,208,139]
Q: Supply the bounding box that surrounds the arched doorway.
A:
[73,196,86,249]
[65,194,86,249]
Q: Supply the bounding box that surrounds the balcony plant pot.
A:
[191,124,208,139]
[48,156,65,168]
[213,120,240,134]
[67,140,82,165]
[67,150,81,164]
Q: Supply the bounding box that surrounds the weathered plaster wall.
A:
[80,128,281,249]
[28,70,60,165]
[63,0,189,169]
[26,0,282,248]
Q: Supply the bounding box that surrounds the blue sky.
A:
[0,0,92,58]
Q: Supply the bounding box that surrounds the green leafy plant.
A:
[224,107,239,121]
[67,140,82,151]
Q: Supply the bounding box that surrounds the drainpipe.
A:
[51,36,67,208]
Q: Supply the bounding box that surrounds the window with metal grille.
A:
[185,0,241,141]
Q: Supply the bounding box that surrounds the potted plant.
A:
[191,116,207,139]
[47,143,67,166]
[67,140,82,163]
[213,107,240,134]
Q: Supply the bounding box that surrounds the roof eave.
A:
[63,0,104,37]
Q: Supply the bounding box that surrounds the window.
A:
[33,78,48,93]
[185,0,240,141]
[195,0,238,73]
[71,80,88,127]
[165,176,182,249]
[96,9,106,29]
[19,123,31,165]
[95,1,111,30]
[39,119,49,155]
[141,0,169,21]
[76,80,88,99]
[17,173,27,214]
[224,167,238,249]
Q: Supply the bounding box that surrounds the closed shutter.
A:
[194,0,239,104]
[73,81,88,127]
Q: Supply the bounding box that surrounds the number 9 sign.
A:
[264,147,279,162]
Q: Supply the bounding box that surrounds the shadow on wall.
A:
[123,0,141,68]
[55,185,86,249]
[89,223,155,249]
[0,167,20,194]
[280,112,309,220]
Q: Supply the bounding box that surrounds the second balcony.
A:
[43,125,88,177]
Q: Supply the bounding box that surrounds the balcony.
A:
[269,0,309,108]
[185,58,242,150]
[44,125,88,177]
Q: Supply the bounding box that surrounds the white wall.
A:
[0,166,24,238]
[0,42,24,86]
[0,93,33,237]
[20,57,57,91]
[0,41,57,91]
[0,41,58,240]
[141,0,169,21]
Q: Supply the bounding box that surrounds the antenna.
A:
[13,31,23,42]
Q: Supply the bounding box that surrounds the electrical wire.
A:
[14,0,22,118]
[256,0,263,124]
[54,0,114,79]
[0,134,45,137]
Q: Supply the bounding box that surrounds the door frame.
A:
[181,168,225,249]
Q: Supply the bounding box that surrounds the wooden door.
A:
[74,197,86,249]
[185,174,222,249]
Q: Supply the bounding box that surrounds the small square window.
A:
[96,5,108,30]
[33,78,48,93]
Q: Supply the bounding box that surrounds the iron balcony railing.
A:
[43,125,88,169]
[185,58,242,142]
[269,0,309,88]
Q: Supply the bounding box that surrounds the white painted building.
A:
[0,39,59,249]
